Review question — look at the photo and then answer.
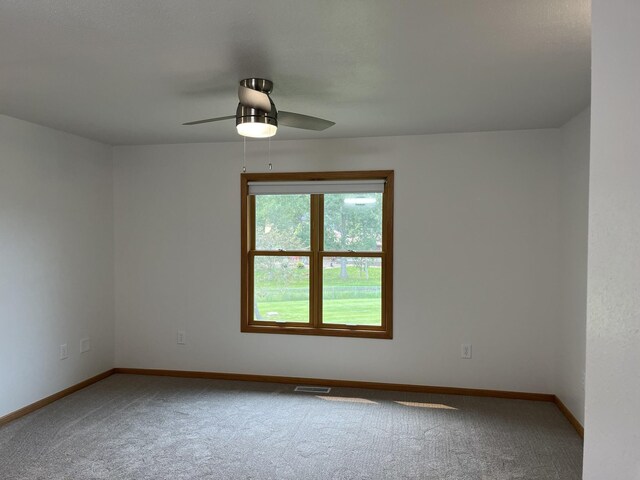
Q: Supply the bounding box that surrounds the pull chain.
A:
[268,136,272,170]
[242,137,246,173]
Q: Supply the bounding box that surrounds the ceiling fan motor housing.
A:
[236,100,278,128]
[236,78,278,128]
[239,78,273,94]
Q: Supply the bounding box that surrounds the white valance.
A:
[248,179,385,195]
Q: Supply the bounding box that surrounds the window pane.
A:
[323,193,382,252]
[253,256,310,323]
[322,257,382,326]
[255,194,310,250]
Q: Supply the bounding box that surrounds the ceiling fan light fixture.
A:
[236,101,278,138]
[236,121,278,138]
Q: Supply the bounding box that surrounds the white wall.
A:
[114,129,563,394]
[556,108,590,426]
[584,1,640,478]
[0,115,114,417]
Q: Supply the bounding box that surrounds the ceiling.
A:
[0,1,591,145]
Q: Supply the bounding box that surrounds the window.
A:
[241,171,394,339]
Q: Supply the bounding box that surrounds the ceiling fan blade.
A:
[278,111,335,131]
[238,85,272,112]
[182,115,235,126]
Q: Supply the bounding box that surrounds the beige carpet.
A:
[0,374,582,479]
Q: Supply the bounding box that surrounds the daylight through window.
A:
[241,171,394,338]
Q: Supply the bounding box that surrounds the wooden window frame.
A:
[241,170,394,339]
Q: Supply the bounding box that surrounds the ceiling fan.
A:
[183,78,335,138]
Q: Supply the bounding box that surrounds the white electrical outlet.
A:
[59,344,69,360]
[177,330,186,345]
[80,338,91,353]
[461,344,472,359]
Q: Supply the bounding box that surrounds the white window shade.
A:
[248,179,385,195]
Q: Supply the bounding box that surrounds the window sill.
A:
[241,323,392,339]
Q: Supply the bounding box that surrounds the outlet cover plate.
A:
[80,338,91,353]
[59,344,69,360]
[461,344,472,359]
